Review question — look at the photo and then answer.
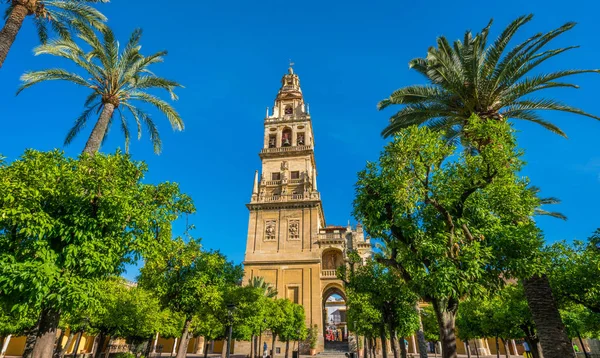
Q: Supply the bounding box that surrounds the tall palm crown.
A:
[18,22,184,154]
[0,0,108,68]
[379,14,600,140]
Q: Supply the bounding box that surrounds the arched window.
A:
[282,128,292,147]
[284,105,293,115]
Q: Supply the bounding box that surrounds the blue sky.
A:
[1,0,599,280]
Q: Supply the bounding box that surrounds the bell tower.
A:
[242,67,371,354]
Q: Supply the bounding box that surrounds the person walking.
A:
[263,342,268,358]
[523,342,531,358]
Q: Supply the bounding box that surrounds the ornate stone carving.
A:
[288,219,300,240]
[281,161,289,170]
[265,220,276,241]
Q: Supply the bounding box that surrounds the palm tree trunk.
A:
[175,320,192,358]
[415,304,429,358]
[83,103,115,154]
[0,1,30,69]
[31,308,61,358]
[523,275,575,358]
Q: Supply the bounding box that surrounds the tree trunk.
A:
[83,103,115,154]
[176,320,192,358]
[464,340,471,358]
[144,336,154,358]
[23,324,40,358]
[60,332,75,358]
[54,330,65,358]
[250,335,254,358]
[72,331,83,358]
[32,308,61,358]
[399,338,407,358]
[501,339,509,358]
[93,333,106,358]
[284,341,289,358]
[415,304,429,358]
[0,1,30,68]
[379,325,388,358]
[494,337,499,358]
[523,275,574,358]
[364,336,368,358]
[258,334,263,358]
[474,340,479,358]
[432,298,458,358]
[577,333,589,358]
[387,319,399,358]
[271,335,276,358]
[204,343,209,358]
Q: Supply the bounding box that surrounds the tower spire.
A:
[252,170,259,195]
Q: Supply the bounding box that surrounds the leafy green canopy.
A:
[18,22,184,154]
[354,119,543,308]
[546,230,600,314]
[0,150,194,315]
[342,258,419,338]
[378,14,600,140]
[457,284,534,341]
[138,237,243,323]
[266,299,307,342]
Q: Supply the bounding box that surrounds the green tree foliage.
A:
[561,304,600,341]
[138,237,242,358]
[378,14,600,140]
[458,285,539,358]
[353,119,542,358]
[0,0,108,68]
[0,150,193,358]
[341,258,419,358]
[18,22,184,155]
[547,230,600,313]
[420,306,439,343]
[264,299,306,358]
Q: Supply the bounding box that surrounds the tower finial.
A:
[288,59,294,74]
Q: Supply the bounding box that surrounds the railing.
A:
[261,145,311,154]
[290,178,303,184]
[264,180,282,186]
[321,269,337,278]
[253,192,320,203]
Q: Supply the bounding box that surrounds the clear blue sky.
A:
[1,0,599,280]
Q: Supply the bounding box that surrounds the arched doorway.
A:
[322,285,349,352]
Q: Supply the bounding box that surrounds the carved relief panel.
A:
[264,220,277,241]
[288,219,300,240]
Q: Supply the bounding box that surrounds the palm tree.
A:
[248,276,278,298]
[17,22,184,154]
[0,0,108,68]
[379,15,584,358]
[378,14,600,141]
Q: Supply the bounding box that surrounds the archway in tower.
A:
[322,286,349,352]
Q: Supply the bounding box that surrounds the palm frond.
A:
[64,103,100,146]
[18,69,90,94]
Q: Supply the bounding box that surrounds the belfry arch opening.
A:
[322,285,348,352]
[282,127,292,147]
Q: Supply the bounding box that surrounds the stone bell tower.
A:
[242,66,371,354]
